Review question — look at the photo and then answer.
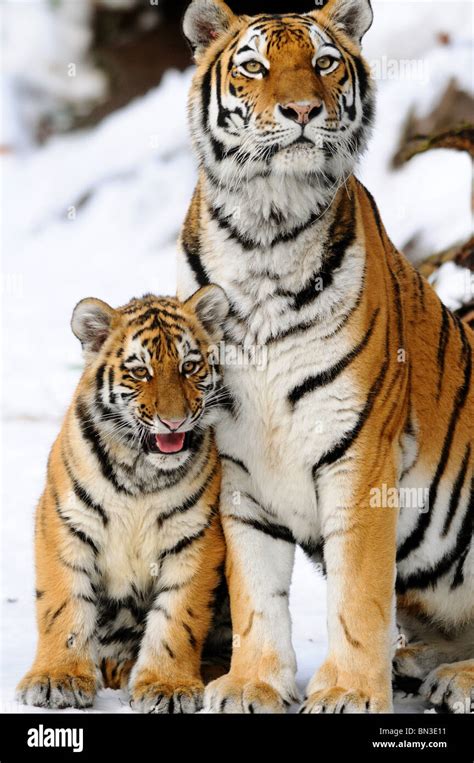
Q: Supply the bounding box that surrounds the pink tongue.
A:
[155,432,186,454]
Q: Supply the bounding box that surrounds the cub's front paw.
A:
[130,673,204,714]
[17,671,96,709]
[300,687,390,714]
[204,673,296,714]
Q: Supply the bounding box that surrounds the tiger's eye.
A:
[317,56,336,71]
[131,366,149,380]
[182,360,199,375]
[242,60,266,75]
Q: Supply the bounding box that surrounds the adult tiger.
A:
[17,287,231,712]
[178,0,474,713]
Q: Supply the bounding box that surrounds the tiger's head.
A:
[184,0,374,186]
[72,286,229,470]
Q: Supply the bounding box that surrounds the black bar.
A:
[0,712,471,761]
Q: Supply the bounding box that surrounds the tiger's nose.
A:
[279,99,323,125]
[160,417,187,431]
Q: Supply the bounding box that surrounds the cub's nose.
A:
[160,417,187,431]
[279,99,323,125]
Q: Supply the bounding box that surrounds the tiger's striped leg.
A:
[302,459,398,714]
[204,488,298,714]
[130,509,225,714]
[17,494,99,709]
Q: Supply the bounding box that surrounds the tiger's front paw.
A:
[421,662,474,713]
[17,670,96,709]
[300,687,391,714]
[130,672,204,714]
[204,673,297,714]
[302,661,393,714]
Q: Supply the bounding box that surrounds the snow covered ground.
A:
[1,1,472,715]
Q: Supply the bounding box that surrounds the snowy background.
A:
[1,0,473,714]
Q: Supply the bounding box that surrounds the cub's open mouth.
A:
[145,431,193,455]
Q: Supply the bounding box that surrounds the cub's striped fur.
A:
[17,286,231,713]
[179,0,474,713]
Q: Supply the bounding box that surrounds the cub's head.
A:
[184,0,374,184]
[72,286,229,469]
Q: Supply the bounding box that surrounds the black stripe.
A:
[75,593,96,605]
[313,350,390,475]
[353,54,369,101]
[163,641,175,660]
[66,524,99,555]
[397,329,472,562]
[75,399,129,494]
[361,183,385,244]
[288,308,379,407]
[415,270,426,313]
[451,475,473,589]
[436,304,451,401]
[155,583,185,596]
[343,56,357,121]
[62,453,108,525]
[210,202,323,252]
[58,555,92,576]
[156,461,218,529]
[183,622,197,650]
[130,307,178,327]
[388,265,404,347]
[442,444,471,536]
[158,522,210,559]
[397,477,473,594]
[267,317,316,346]
[228,515,295,544]
[220,453,249,474]
[201,56,214,132]
[266,290,362,347]
[108,367,116,404]
[99,627,139,646]
[283,196,356,312]
[183,242,209,288]
[45,601,67,633]
[53,487,99,554]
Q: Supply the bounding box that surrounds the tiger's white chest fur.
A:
[63,469,210,600]
[182,209,368,544]
[96,497,162,599]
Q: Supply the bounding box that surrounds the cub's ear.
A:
[183,0,236,60]
[71,298,117,355]
[318,0,373,45]
[185,284,229,342]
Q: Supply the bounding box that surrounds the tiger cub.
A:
[17,285,230,713]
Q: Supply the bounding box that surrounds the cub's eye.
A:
[241,60,266,76]
[131,366,149,381]
[316,55,337,71]
[182,360,200,376]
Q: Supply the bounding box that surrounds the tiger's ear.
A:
[318,0,373,45]
[185,284,229,342]
[183,0,236,60]
[71,298,117,356]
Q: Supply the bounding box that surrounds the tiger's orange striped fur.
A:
[179,0,474,713]
[17,286,231,713]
